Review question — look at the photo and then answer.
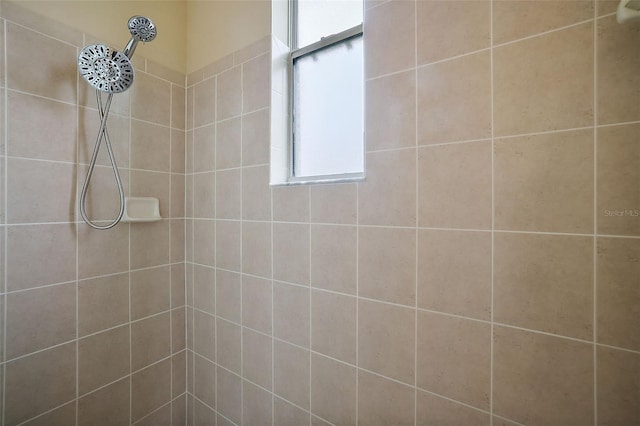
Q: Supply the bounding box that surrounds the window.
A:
[288,0,364,182]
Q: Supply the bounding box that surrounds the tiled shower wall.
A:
[186,1,639,425]
[0,4,187,425]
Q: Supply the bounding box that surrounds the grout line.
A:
[239,61,245,426]
[168,68,175,426]
[413,0,419,423]
[492,16,596,49]
[2,19,80,48]
[593,7,599,425]
[270,147,275,426]
[355,175,360,426]
[2,16,9,426]
[307,184,312,426]
[489,0,496,423]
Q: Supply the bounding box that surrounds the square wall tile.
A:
[417,1,490,65]
[193,172,215,219]
[131,359,172,422]
[24,402,76,426]
[7,223,76,290]
[274,223,310,285]
[357,370,415,426]
[494,232,594,340]
[7,91,77,162]
[597,237,640,352]
[78,378,130,426]
[418,51,491,144]
[311,354,356,425]
[4,343,76,426]
[366,70,416,151]
[193,310,216,361]
[358,226,416,306]
[216,220,241,272]
[273,185,310,223]
[216,116,241,169]
[493,0,594,45]
[493,326,594,425]
[597,123,640,236]
[172,308,186,354]
[310,224,357,295]
[364,0,415,78]
[216,269,242,323]
[310,183,357,225]
[417,390,490,426]
[274,340,310,410]
[132,72,171,126]
[242,221,272,278]
[6,283,76,359]
[216,319,241,374]
[359,149,416,226]
[494,129,594,233]
[274,282,310,347]
[78,325,130,394]
[417,311,491,409]
[193,265,215,314]
[215,169,241,219]
[6,23,77,103]
[217,367,242,424]
[243,53,270,113]
[194,77,215,127]
[358,299,415,384]
[78,273,129,336]
[131,313,171,371]
[311,290,357,364]
[194,354,216,408]
[242,165,271,221]
[243,381,273,426]
[597,16,640,125]
[275,397,310,425]
[171,263,186,308]
[597,346,640,425]
[131,266,170,320]
[193,124,215,172]
[193,219,215,267]
[217,66,242,120]
[131,119,171,172]
[418,141,492,229]
[242,328,272,390]
[130,220,170,269]
[418,230,491,320]
[7,158,76,223]
[242,108,270,166]
[242,275,272,334]
[494,23,593,136]
[171,84,186,130]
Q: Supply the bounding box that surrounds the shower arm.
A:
[122,38,139,59]
[79,91,126,230]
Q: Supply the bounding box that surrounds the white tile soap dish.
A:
[121,197,161,222]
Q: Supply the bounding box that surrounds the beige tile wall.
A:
[0,4,187,425]
[185,0,639,425]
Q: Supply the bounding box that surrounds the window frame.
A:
[286,0,365,184]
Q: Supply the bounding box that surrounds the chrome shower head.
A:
[123,16,157,58]
[128,16,157,43]
[78,44,134,93]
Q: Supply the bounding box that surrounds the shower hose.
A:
[79,90,126,230]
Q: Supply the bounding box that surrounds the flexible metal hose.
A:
[79,90,126,230]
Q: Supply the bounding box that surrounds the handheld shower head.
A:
[78,44,134,93]
[123,16,157,58]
